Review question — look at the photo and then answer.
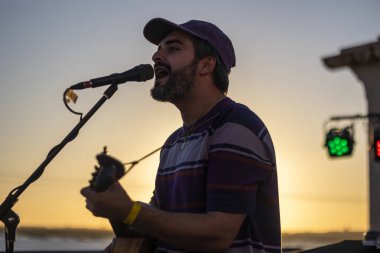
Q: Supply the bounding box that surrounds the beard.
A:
[150,60,198,102]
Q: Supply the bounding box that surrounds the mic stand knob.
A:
[1,209,20,253]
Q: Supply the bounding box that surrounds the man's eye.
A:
[168,47,179,51]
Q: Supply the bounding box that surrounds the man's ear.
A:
[199,56,216,75]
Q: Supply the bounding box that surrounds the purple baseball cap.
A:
[143,18,236,73]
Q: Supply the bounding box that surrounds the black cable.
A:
[62,86,162,175]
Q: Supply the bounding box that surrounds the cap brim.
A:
[143,18,207,45]
[143,18,182,45]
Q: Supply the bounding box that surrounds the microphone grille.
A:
[138,64,154,81]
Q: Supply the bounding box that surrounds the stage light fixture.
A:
[325,126,354,157]
[374,128,380,161]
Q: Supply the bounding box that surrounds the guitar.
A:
[88,147,153,252]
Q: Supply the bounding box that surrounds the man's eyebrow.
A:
[166,39,184,45]
[160,39,184,47]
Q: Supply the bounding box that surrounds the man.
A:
[81,18,281,252]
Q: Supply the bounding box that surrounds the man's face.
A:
[150,31,198,102]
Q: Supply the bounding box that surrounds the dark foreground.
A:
[0,227,374,253]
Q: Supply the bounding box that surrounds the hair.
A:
[191,37,229,93]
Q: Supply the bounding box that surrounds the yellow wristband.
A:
[124,202,142,226]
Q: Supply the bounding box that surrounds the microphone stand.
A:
[0,84,119,253]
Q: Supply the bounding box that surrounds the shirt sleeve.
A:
[206,119,276,214]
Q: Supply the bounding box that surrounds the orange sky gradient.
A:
[0,0,379,233]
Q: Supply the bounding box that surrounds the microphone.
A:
[70,64,154,90]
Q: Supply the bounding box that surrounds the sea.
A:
[0,236,112,251]
[0,229,365,252]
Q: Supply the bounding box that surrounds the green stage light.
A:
[325,127,354,157]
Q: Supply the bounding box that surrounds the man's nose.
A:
[152,49,164,63]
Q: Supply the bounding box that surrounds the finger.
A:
[85,199,94,212]
[80,186,94,198]
[108,182,122,192]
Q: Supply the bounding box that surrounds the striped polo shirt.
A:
[152,97,281,253]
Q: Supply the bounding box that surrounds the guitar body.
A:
[89,149,154,252]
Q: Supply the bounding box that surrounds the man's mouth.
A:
[154,65,170,82]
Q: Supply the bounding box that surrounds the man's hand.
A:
[81,182,246,251]
[80,182,133,221]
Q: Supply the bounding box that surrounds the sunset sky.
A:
[0,0,379,233]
